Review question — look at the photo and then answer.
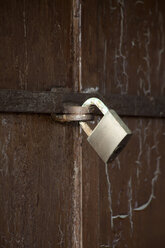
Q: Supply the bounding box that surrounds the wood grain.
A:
[81,0,165,247]
[0,0,78,247]
[0,0,165,247]
[0,89,165,117]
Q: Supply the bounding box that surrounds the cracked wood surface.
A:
[82,0,165,247]
[0,0,165,248]
[0,0,80,247]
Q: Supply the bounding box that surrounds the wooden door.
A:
[0,0,165,247]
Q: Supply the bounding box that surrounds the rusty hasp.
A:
[51,105,94,123]
[0,89,164,117]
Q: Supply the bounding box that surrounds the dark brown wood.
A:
[0,89,63,114]
[105,94,165,117]
[0,0,165,248]
[0,89,164,117]
[71,0,83,246]
[0,0,78,247]
[81,0,165,248]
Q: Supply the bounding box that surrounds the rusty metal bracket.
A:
[51,105,94,122]
[51,88,94,122]
[0,88,164,118]
[51,113,94,122]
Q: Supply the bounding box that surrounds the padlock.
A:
[80,98,132,163]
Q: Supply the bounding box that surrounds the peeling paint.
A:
[58,224,64,247]
[106,119,163,234]
[1,118,7,126]
[134,156,161,211]
[82,87,99,93]
[128,177,133,231]
[157,12,164,72]
[105,163,114,229]
[103,40,107,95]
[114,0,128,95]
[143,28,151,95]
[111,150,161,228]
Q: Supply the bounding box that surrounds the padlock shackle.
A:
[80,97,109,137]
[81,97,109,114]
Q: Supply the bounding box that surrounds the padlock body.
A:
[87,110,132,163]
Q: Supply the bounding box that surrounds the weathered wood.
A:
[1,0,165,247]
[0,89,64,114]
[81,0,165,247]
[105,94,165,118]
[0,89,164,117]
[0,0,75,247]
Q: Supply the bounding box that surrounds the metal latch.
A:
[51,105,94,122]
[52,97,132,163]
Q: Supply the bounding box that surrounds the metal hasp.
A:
[51,105,94,122]
[0,89,164,118]
[80,98,132,163]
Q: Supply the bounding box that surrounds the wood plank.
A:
[81,0,165,247]
[0,0,77,247]
[0,89,164,117]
